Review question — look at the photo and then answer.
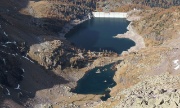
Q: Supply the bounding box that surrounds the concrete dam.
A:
[92,12,127,18]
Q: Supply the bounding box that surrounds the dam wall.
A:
[92,12,127,18]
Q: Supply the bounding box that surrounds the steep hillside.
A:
[19,0,95,32]
[0,0,98,107]
[0,0,121,107]
[96,0,180,12]
[95,6,180,108]
[0,0,97,85]
[1,0,180,108]
[132,6,180,46]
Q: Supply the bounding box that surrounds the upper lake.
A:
[65,18,135,54]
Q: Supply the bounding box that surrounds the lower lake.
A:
[67,18,134,100]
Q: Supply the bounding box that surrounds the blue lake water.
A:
[71,64,116,94]
[66,18,135,54]
[67,18,134,100]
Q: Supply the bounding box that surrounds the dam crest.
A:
[92,12,127,18]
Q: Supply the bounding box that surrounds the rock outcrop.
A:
[95,6,180,108]
[114,73,180,108]
[0,0,98,107]
[132,6,180,47]
[96,0,180,12]
[1,0,180,108]
[28,40,62,69]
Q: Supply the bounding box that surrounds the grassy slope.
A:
[132,6,180,46]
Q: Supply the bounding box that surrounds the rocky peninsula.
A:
[114,10,145,54]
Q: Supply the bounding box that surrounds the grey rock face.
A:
[112,73,180,108]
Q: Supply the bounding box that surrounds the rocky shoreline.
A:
[26,38,123,107]
[114,11,145,54]
[43,12,144,108]
[95,8,180,107]
[59,13,92,39]
[1,0,180,107]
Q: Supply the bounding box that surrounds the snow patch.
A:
[5,41,16,44]
[4,32,8,37]
[6,88,10,95]
[2,45,7,47]
[21,68,25,73]
[173,59,180,70]
[22,56,34,63]
[14,84,20,90]
[0,50,17,56]
[3,58,6,65]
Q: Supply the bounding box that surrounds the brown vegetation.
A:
[132,6,180,46]
[96,0,180,12]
